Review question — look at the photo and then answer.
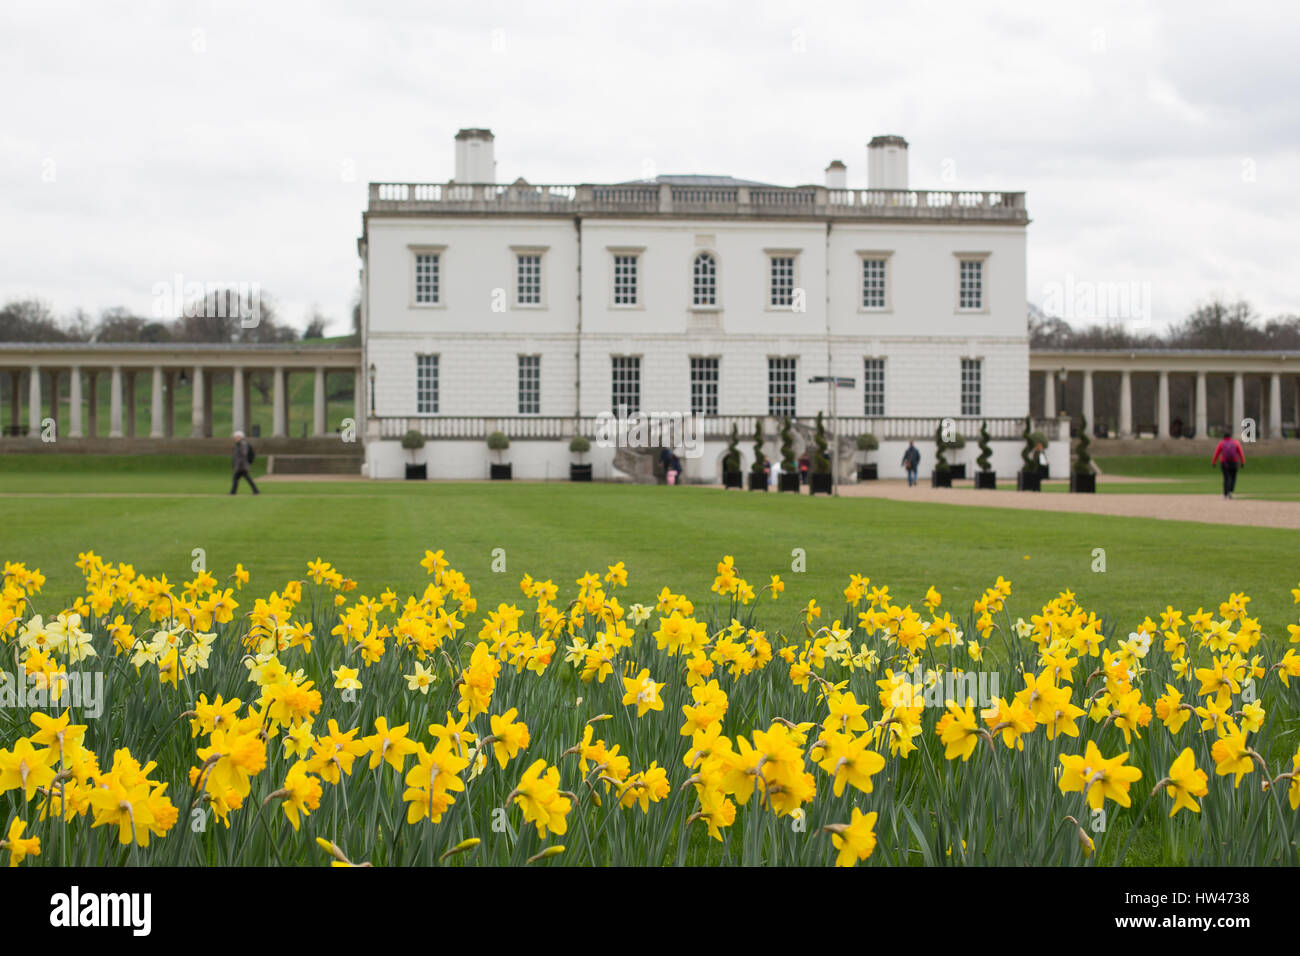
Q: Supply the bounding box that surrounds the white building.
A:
[360,129,1056,481]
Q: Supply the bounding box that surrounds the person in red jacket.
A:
[1211,428,1245,499]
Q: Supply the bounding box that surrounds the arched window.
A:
[692,252,717,306]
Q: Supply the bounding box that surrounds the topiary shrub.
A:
[780,417,796,472]
[856,432,879,454]
[750,419,767,475]
[723,424,741,473]
[1074,416,1093,474]
[976,421,992,473]
[487,430,510,463]
[401,429,425,453]
[934,422,950,474]
[569,435,590,461]
[812,412,830,474]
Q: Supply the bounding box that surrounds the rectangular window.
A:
[768,357,797,417]
[690,357,719,415]
[769,256,795,307]
[414,253,440,304]
[517,354,540,414]
[961,359,982,416]
[959,259,984,310]
[862,258,887,309]
[863,358,885,416]
[612,356,641,413]
[613,254,639,305]
[516,254,541,305]
[416,354,439,414]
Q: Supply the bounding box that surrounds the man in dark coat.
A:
[231,431,260,495]
[901,442,921,486]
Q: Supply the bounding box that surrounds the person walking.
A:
[901,441,920,487]
[231,431,260,495]
[1211,428,1245,499]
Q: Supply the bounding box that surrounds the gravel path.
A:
[836,480,1300,530]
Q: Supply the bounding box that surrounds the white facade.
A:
[360,131,1033,480]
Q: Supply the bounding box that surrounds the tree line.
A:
[1030,299,1300,351]
[0,292,360,346]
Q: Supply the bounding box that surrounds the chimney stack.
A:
[824,159,847,189]
[867,135,908,190]
[453,128,496,184]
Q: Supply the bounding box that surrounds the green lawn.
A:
[1038,454,1300,501]
[3,455,1299,867]
[2,455,1296,635]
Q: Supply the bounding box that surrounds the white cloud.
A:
[1,0,1296,332]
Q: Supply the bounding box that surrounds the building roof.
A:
[615,174,778,187]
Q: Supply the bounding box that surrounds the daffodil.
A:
[828,808,878,867]
[1162,748,1208,817]
[1058,740,1143,810]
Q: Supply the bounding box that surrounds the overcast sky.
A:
[3,0,1297,335]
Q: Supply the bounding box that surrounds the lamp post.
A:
[368,363,376,416]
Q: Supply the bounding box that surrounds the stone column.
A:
[1043,371,1055,419]
[313,367,327,436]
[163,371,175,437]
[272,367,287,438]
[202,371,213,437]
[1081,369,1094,434]
[1195,371,1207,438]
[48,370,60,436]
[1157,370,1170,439]
[86,371,98,437]
[1119,369,1132,438]
[69,366,83,438]
[123,371,136,438]
[191,366,205,438]
[232,367,246,435]
[150,367,165,438]
[1269,372,1282,439]
[8,372,19,431]
[1232,373,1245,434]
[109,366,124,438]
[27,366,41,436]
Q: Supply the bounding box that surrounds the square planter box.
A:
[747,472,768,491]
[778,473,802,493]
[931,470,953,488]
[857,463,878,481]
[949,463,967,480]
[1017,471,1042,492]
[723,470,744,489]
[1069,472,1097,493]
[974,471,997,490]
[404,463,427,480]
[490,463,513,480]
[809,473,833,495]
[570,463,593,482]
